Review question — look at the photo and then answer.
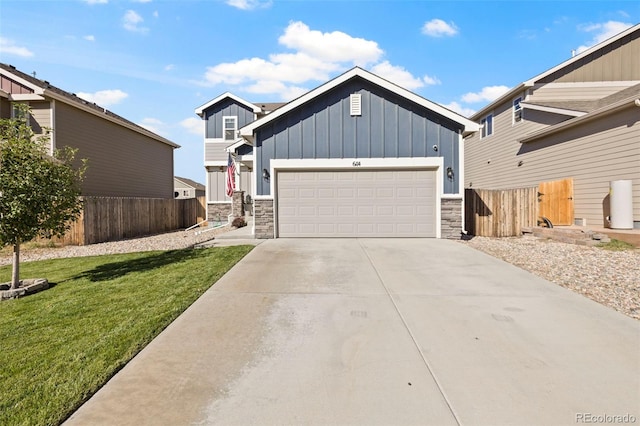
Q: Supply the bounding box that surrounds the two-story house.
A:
[465,23,639,230]
[197,67,479,238]
[0,63,179,199]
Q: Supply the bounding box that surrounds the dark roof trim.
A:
[0,63,179,148]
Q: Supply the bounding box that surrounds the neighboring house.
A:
[196,67,479,238]
[174,176,205,199]
[0,63,179,198]
[465,24,640,229]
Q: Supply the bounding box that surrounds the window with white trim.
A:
[223,116,237,141]
[480,113,493,139]
[513,97,523,124]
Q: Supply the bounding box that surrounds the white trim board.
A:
[241,67,479,139]
[195,92,261,116]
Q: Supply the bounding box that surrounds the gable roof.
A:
[0,63,179,148]
[195,92,262,116]
[174,176,205,191]
[240,67,480,139]
[470,23,640,121]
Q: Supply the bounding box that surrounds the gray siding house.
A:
[197,67,479,238]
[465,24,640,229]
[0,63,179,198]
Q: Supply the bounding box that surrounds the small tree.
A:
[0,104,86,289]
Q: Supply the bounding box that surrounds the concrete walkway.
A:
[65,239,640,426]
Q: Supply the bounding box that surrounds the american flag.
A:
[225,153,236,198]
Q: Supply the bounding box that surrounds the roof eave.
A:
[195,92,261,116]
[45,90,180,149]
[520,102,587,117]
[241,67,479,137]
[519,97,639,143]
[469,83,530,121]
[470,23,640,122]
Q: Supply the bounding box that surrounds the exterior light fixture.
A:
[262,168,270,181]
[446,166,454,180]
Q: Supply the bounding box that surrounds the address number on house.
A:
[352,161,361,167]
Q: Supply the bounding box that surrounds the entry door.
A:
[276,169,437,237]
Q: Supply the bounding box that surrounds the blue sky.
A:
[1,1,638,184]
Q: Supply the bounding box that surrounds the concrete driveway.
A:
[66,239,640,426]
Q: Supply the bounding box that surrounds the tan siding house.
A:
[0,63,179,198]
[465,24,640,229]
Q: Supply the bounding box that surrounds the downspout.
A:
[459,129,468,235]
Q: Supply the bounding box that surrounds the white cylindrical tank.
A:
[610,180,633,229]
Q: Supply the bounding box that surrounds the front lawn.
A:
[0,246,253,426]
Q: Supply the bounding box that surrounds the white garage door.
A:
[277,169,437,237]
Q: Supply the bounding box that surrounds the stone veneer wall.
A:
[441,198,462,239]
[232,190,245,218]
[254,198,274,239]
[207,203,232,223]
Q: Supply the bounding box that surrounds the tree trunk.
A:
[11,242,20,290]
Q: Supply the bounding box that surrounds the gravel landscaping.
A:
[460,235,639,320]
[0,226,230,267]
[2,230,637,320]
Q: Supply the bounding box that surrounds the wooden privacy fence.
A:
[465,187,538,237]
[51,196,206,246]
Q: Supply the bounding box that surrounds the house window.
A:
[223,116,237,141]
[513,97,523,124]
[480,113,493,138]
[11,103,30,124]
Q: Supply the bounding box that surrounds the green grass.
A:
[0,246,253,426]
[597,238,636,251]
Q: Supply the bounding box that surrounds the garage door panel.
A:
[338,188,356,198]
[277,169,437,237]
[316,206,333,216]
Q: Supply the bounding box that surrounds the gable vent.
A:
[350,94,362,116]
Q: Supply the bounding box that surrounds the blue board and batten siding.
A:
[204,98,255,139]
[255,78,462,196]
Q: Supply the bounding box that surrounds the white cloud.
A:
[442,101,476,118]
[82,0,108,4]
[278,21,383,66]
[575,20,632,54]
[123,10,148,34]
[200,21,432,102]
[180,117,203,135]
[84,35,95,42]
[76,89,128,106]
[204,54,340,87]
[423,74,441,86]
[153,10,159,18]
[422,19,458,37]
[138,117,165,135]
[226,0,272,10]
[242,80,308,101]
[133,0,152,2]
[461,85,510,103]
[0,37,34,57]
[370,61,426,90]
[164,64,175,71]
